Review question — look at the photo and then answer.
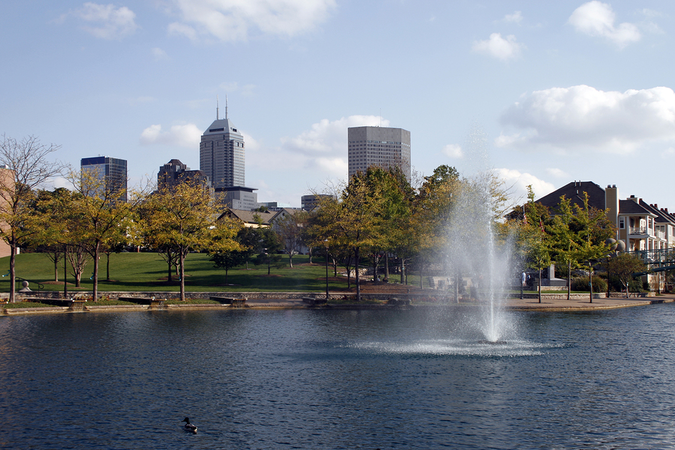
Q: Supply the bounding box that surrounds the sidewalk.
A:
[502,294,675,311]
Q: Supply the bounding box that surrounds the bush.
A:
[571,276,607,293]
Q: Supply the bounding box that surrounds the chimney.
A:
[605,184,619,229]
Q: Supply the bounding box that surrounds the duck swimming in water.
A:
[182,417,197,433]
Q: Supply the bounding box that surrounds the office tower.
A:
[80,156,127,202]
[200,104,245,189]
[348,126,411,182]
[157,159,211,191]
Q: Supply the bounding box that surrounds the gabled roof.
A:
[536,181,606,211]
[218,208,275,226]
[639,200,674,224]
[619,199,655,216]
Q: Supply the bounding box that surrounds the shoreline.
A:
[2,293,674,315]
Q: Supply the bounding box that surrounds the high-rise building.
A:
[157,159,211,192]
[200,105,245,189]
[348,126,411,182]
[80,156,127,202]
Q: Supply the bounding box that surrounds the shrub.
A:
[571,276,607,293]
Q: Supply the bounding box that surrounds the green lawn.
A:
[0,252,349,294]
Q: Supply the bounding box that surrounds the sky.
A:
[2,0,675,209]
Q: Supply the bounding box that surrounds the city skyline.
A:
[3,1,675,208]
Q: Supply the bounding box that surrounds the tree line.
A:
[0,135,647,303]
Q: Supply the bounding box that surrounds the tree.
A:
[67,169,137,301]
[518,185,552,303]
[411,165,460,288]
[138,180,223,301]
[274,210,309,268]
[254,228,284,275]
[569,192,614,303]
[0,135,62,301]
[607,252,646,297]
[549,196,577,300]
[208,218,244,283]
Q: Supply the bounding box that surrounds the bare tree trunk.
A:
[179,250,186,301]
[92,241,100,302]
[355,247,361,302]
[9,235,16,303]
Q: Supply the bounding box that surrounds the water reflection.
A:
[1,306,675,448]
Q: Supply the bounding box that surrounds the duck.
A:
[182,417,198,433]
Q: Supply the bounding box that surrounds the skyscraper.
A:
[347,126,411,182]
[80,156,127,202]
[157,159,210,192]
[200,104,245,189]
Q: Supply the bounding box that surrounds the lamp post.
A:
[325,239,329,300]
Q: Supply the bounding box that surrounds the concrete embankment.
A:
[2,291,674,315]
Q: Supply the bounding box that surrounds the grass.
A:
[0,252,352,294]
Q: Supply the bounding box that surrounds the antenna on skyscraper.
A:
[216,96,219,120]
[226,95,229,119]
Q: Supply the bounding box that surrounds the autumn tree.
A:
[411,165,460,287]
[138,181,226,301]
[208,218,244,283]
[0,135,63,301]
[67,169,136,301]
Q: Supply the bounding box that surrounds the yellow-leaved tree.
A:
[138,181,237,301]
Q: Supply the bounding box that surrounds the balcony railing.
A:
[628,226,649,236]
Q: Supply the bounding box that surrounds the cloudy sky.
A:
[2,1,675,208]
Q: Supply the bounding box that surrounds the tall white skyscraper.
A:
[348,126,411,182]
[200,104,245,189]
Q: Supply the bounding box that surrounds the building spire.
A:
[216,96,219,120]
[226,95,229,119]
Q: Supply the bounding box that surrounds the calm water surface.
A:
[1,305,675,449]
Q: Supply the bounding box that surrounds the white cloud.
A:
[70,2,139,40]
[139,123,202,149]
[494,168,555,203]
[166,0,336,42]
[249,115,387,180]
[282,115,388,156]
[442,144,463,158]
[545,168,569,179]
[498,85,675,153]
[503,11,523,24]
[568,1,640,48]
[152,47,169,61]
[472,33,523,61]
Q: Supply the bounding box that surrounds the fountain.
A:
[440,127,515,343]
[444,171,513,342]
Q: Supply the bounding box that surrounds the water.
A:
[2,306,675,448]
[446,173,513,342]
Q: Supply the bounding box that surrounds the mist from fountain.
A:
[443,129,514,343]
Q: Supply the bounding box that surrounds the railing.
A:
[628,226,650,236]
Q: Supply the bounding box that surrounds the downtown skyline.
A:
[2,1,675,207]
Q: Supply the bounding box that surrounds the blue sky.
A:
[2,1,675,209]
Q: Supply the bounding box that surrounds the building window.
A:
[619,217,625,229]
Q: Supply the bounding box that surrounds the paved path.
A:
[502,294,674,311]
[245,293,675,311]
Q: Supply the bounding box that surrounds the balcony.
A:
[628,226,649,236]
